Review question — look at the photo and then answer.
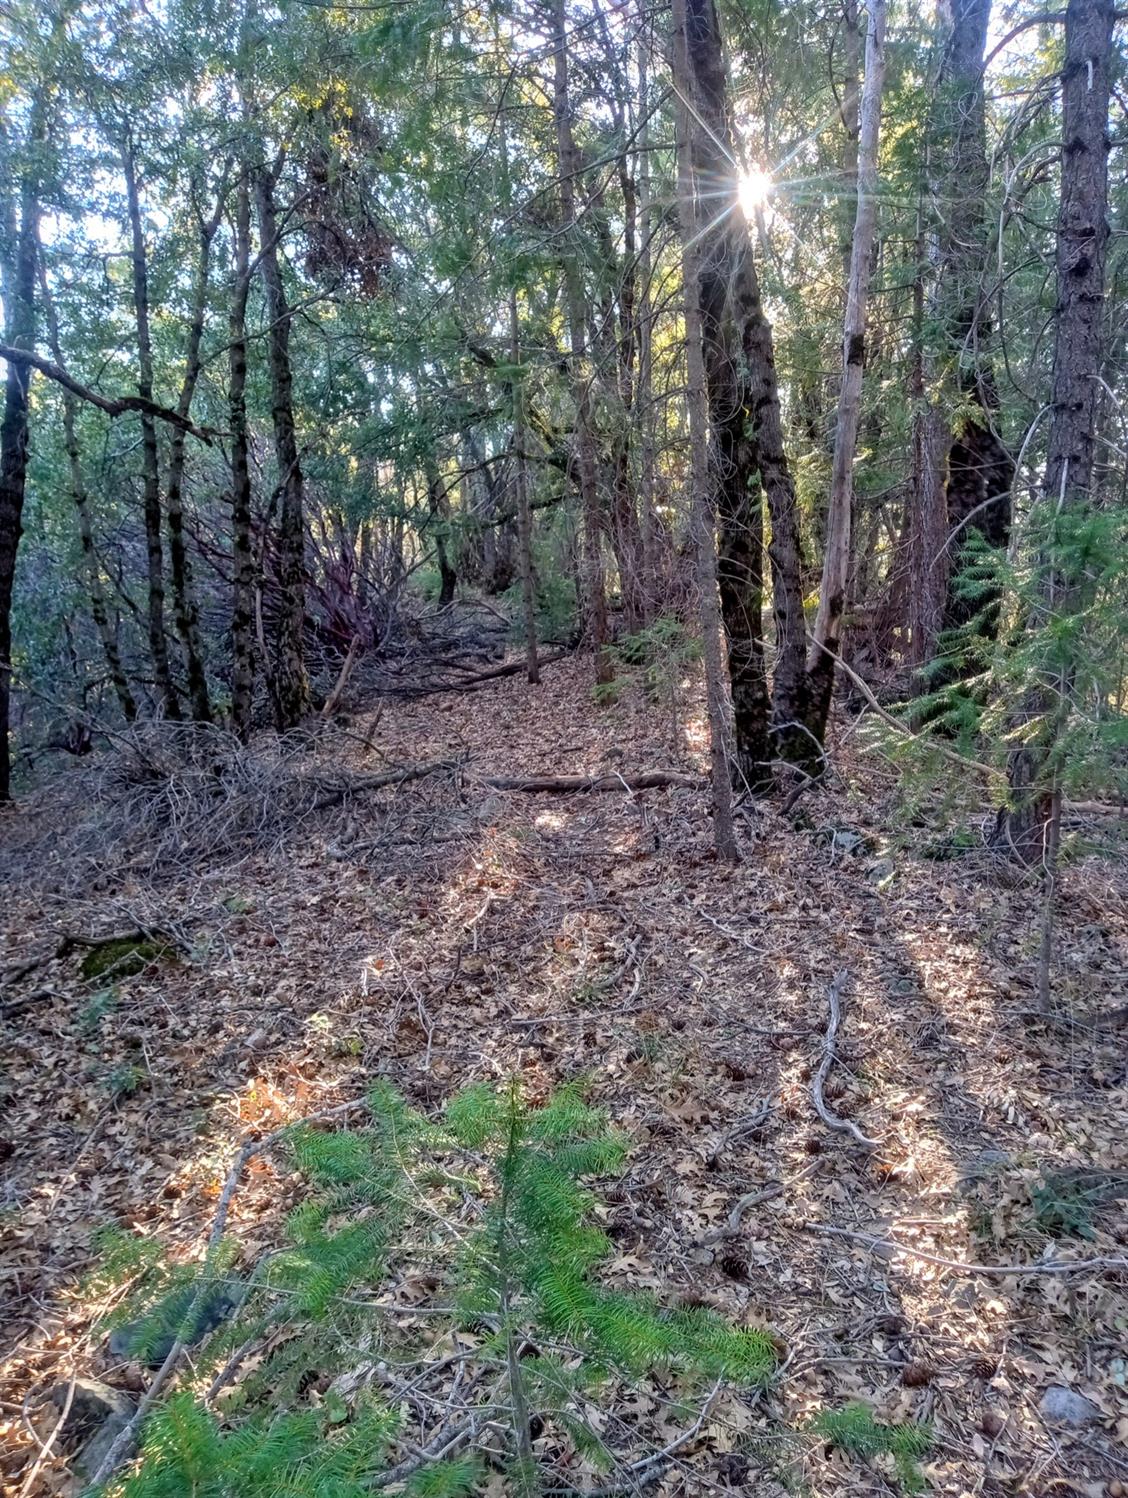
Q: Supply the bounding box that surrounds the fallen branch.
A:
[320,635,364,720]
[481,769,701,794]
[811,969,879,1149]
[311,758,465,809]
[387,649,569,697]
[698,1182,785,1245]
[88,1098,368,1486]
[804,1222,1128,1278]
[705,1101,774,1167]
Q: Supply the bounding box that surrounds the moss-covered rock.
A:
[79,937,175,982]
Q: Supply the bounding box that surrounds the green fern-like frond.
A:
[403,1453,483,1496]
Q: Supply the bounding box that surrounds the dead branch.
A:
[480,769,701,793]
[705,1100,774,1167]
[386,649,569,696]
[320,635,364,719]
[811,969,879,1149]
[804,1222,1128,1277]
[698,1182,785,1245]
[0,343,215,443]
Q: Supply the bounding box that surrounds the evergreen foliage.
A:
[812,1402,933,1493]
[94,1081,776,1495]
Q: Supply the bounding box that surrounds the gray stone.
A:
[76,1411,135,1480]
[51,1377,134,1434]
[1039,1384,1100,1427]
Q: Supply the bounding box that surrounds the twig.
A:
[804,1222,1128,1277]
[17,1375,74,1498]
[88,1099,367,1485]
[811,969,879,1149]
[705,1101,773,1167]
[698,1182,784,1245]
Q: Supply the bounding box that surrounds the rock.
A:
[51,1377,133,1432]
[76,1411,135,1480]
[49,1379,136,1478]
[1039,1384,1100,1427]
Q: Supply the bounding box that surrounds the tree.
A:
[994,0,1115,862]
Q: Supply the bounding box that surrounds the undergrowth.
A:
[93,1081,777,1495]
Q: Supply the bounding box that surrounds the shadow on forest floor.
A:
[2,657,1126,1495]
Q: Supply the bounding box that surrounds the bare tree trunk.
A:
[0,108,44,799]
[228,164,256,740]
[425,459,457,609]
[672,1,737,861]
[123,138,180,720]
[680,0,809,772]
[635,21,658,621]
[164,175,227,724]
[995,0,1113,862]
[38,262,137,721]
[912,0,1013,675]
[806,0,887,741]
[907,210,949,666]
[510,289,540,684]
[255,159,310,729]
[552,0,612,683]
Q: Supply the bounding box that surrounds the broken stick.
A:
[811,969,879,1149]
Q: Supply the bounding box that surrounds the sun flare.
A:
[738,166,773,217]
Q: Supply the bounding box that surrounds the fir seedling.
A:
[95,1081,777,1496]
[812,1402,933,1493]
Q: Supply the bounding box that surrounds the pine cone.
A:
[901,1360,935,1387]
[718,1245,750,1282]
[971,1353,998,1380]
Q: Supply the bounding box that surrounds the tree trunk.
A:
[123,139,180,720]
[0,114,43,799]
[672,1,737,861]
[910,0,1014,676]
[551,0,612,683]
[994,0,1113,862]
[165,177,227,724]
[229,164,256,740]
[38,262,137,722]
[635,22,659,619]
[806,0,887,741]
[510,289,540,684]
[255,160,310,729]
[425,459,457,609]
[681,0,810,772]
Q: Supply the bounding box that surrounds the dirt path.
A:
[2,661,1126,1494]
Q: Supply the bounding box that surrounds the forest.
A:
[1,0,1127,1492]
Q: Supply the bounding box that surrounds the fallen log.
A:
[481,770,702,793]
[383,650,569,697]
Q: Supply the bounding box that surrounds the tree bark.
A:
[425,459,457,609]
[913,0,1014,672]
[38,262,137,722]
[806,0,887,742]
[994,0,1113,862]
[165,175,227,724]
[680,0,810,773]
[672,0,737,861]
[510,289,540,684]
[123,139,180,720]
[551,0,612,683]
[255,159,310,729]
[0,111,43,799]
[228,164,256,740]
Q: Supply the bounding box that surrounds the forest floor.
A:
[1,655,1127,1497]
